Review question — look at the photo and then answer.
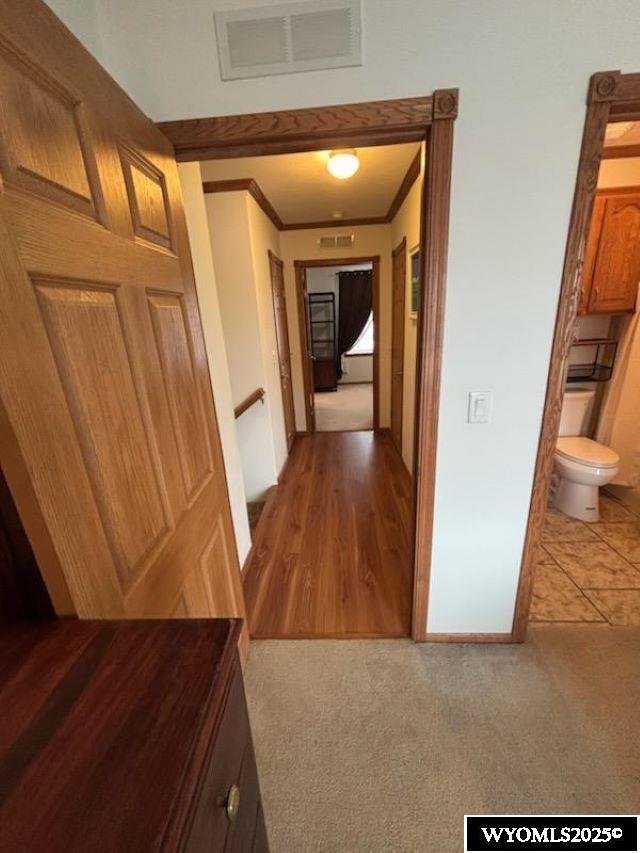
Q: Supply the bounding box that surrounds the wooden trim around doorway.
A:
[161,89,459,643]
[512,70,640,642]
[294,256,381,432]
[158,96,437,161]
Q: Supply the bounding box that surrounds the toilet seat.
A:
[556,436,619,469]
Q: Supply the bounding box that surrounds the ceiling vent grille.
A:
[318,234,354,249]
[215,0,362,81]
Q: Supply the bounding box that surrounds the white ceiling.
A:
[200,142,421,225]
[604,120,640,147]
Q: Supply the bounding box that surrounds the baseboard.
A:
[423,632,514,644]
[250,631,409,640]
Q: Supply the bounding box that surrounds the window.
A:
[346,311,373,355]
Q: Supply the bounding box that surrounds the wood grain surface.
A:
[243,431,413,637]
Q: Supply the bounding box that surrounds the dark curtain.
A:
[336,270,372,377]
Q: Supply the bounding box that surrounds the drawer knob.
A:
[225,784,240,823]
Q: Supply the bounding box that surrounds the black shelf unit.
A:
[308,291,337,391]
[567,338,618,383]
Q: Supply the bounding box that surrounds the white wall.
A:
[177,164,252,566]
[206,192,284,500]
[46,0,105,62]
[46,0,640,635]
[246,196,289,475]
[279,227,392,430]
[391,147,424,472]
[342,355,373,384]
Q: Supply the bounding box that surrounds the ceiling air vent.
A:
[318,234,354,249]
[214,0,362,81]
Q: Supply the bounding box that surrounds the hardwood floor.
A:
[243,431,413,637]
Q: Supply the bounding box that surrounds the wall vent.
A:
[318,234,354,249]
[214,0,362,81]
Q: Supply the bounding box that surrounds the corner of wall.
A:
[176,163,252,566]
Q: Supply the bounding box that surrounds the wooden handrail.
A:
[234,387,265,419]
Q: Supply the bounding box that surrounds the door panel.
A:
[269,251,296,450]
[0,0,247,648]
[587,192,640,314]
[391,239,407,455]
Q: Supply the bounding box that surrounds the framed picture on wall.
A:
[410,246,420,318]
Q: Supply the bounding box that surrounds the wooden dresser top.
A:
[0,619,241,851]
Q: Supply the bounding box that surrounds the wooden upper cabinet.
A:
[579,188,640,315]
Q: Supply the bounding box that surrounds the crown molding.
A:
[202,178,283,231]
[202,146,422,232]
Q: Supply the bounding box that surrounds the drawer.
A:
[184,665,266,852]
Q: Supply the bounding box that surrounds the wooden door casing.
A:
[268,251,296,450]
[0,0,247,649]
[391,239,407,455]
[294,265,316,433]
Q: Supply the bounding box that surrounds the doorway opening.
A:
[514,71,640,638]
[296,257,379,433]
[162,91,458,640]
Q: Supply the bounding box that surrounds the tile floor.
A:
[532,492,640,626]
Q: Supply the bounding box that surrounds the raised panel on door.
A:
[588,192,640,314]
[0,0,247,654]
[147,291,213,503]
[0,33,104,221]
[34,277,171,590]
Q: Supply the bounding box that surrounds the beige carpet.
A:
[314,383,373,432]
[245,625,640,852]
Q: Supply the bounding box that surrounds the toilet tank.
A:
[558,387,595,437]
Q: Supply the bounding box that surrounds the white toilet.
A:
[554,387,619,522]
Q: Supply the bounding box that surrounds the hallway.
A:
[243,431,413,637]
[314,383,374,432]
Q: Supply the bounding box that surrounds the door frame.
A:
[268,249,296,451]
[391,237,407,455]
[159,90,458,642]
[295,256,380,433]
[512,69,640,641]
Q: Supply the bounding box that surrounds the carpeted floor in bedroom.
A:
[244,624,640,852]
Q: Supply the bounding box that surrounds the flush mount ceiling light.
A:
[327,149,360,180]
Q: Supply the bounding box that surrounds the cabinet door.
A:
[578,197,606,315]
[587,191,640,314]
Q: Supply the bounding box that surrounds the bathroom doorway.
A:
[513,70,640,638]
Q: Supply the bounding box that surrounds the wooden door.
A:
[268,251,295,450]
[0,0,247,647]
[391,239,407,455]
[586,190,640,314]
[295,265,316,433]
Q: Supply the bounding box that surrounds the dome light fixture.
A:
[327,149,360,180]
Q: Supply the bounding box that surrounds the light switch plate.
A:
[468,390,492,424]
